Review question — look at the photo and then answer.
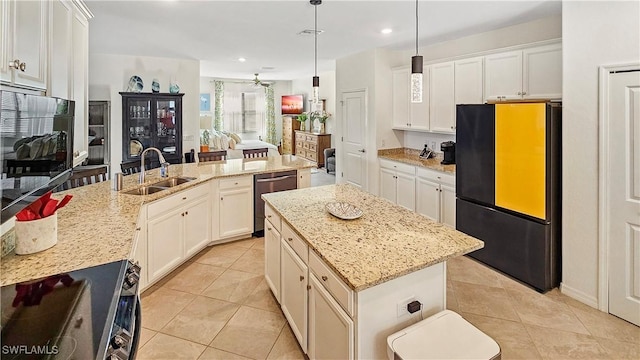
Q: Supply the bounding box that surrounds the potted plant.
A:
[200,129,210,152]
[311,110,331,133]
[296,113,308,131]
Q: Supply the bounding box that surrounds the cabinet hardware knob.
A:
[267,227,272,231]
[267,215,272,218]
[235,182,238,185]
[435,188,438,191]
[307,285,311,290]
[182,197,187,200]
[181,212,185,216]
[135,227,141,231]
[287,237,293,241]
[517,91,522,95]
[522,91,527,95]
[321,276,328,281]
[300,275,305,281]
[8,59,20,70]
[221,197,223,200]
[185,211,188,215]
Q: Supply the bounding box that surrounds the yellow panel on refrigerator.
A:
[495,103,546,219]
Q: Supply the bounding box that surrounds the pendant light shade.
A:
[411,0,423,103]
[311,0,321,109]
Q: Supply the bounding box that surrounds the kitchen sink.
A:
[122,176,197,195]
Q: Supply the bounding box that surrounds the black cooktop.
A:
[1,260,128,359]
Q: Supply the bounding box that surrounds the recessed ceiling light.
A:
[381,28,393,34]
[238,57,246,62]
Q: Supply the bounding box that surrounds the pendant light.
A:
[311,0,321,110]
[411,0,423,103]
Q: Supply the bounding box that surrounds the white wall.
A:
[88,54,200,168]
[561,1,640,307]
[291,70,336,144]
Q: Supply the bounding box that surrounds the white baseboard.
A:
[560,282,599,309]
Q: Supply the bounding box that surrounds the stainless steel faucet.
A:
[139,147,169,184]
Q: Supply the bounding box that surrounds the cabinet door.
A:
[379,168,397,204]
[392,68,410,129]
[12,0,48,90]
[148,209,184,283]
[71,9,89,165]
[484,50,522,101]
[48,0,72,99]
[441,183,456,228]
[0,0,11,83]
[298,168,311,188]
[132,220,148,292]
[264,220,281,303]
[455,56,484,105]
[396,172,416,211]
[309,274,354,360]
[430,61,456,133]
[184,197,212,257]
[416,177,440,221]
[281,241,308,352]
[523,43,562,100]
[409,64,430,130]
[219,187,253,238]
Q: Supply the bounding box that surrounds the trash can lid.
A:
[387,310,500,359]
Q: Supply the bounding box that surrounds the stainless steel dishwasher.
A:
[253,170,298,236]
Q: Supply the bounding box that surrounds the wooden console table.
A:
[295,131,331,168]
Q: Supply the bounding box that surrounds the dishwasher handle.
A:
[256,175,298,183]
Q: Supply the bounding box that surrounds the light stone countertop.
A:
[378,148,456,174]
[262,184,483,291]
[1,155,315,286]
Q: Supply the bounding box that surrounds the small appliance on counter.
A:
[441,141,456,164]
[419,144,434,159]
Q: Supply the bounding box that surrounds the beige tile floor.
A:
[138,237,639,359]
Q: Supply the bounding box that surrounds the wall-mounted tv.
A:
[281,95,304,115]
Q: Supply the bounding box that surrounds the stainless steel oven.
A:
[0,260,141,359]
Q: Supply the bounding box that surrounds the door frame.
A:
[597,62,640,312]
[339,88,369,191]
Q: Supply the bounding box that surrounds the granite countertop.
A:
[262,184,482,291]
[378,148,456,174]
[1,155,315,286]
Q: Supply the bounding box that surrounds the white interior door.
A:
[608,70,640,326]
[341,90,367,190]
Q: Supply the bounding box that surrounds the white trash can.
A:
[387,310,501,360]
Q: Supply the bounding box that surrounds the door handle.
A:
[358,149,365,153]
[300,275,305,281]
[321,276,328,281]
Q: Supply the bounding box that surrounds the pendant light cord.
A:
[415,0,419,55]
[315,3,318,77]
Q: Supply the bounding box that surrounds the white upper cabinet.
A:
[429,61,456,133]
[484,43,562,101]
[522,43,562,100]
[484,50,523,101]
[1,0,48,90]
[455,56,484,105]
[49,0,72,98]
[392,66,430,131]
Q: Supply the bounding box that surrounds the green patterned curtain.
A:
[214,80,224,131]
[265,86,277,145]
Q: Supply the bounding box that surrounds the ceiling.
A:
[86,0,562,81]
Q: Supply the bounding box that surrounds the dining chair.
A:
[242,148,269,158]
[120,159,160,175]
[198,150,227,162]
[62,166,108,189]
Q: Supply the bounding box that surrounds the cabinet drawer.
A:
[309,250,355,316]
[303,142,310,150]
[296,133,305,141]
[306,135,317,142]
[147,182,209,219]
[416,167,455,186]
[265,204,281,232]
[309,143,317,152]
[219,175,252,190]
[379,159,415,175]
[281,222,308,264]
[308,152,318,162]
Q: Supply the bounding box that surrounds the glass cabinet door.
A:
[126,98,152,158]
[155,99,177,158]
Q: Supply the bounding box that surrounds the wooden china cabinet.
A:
[120,92,184,164]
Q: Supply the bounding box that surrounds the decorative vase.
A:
[320,123,325,134]
[169,81,180,94]
[152,79,160,93]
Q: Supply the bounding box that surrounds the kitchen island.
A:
[1,155,314,287]
[262,184,483,359]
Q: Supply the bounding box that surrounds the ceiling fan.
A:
[251,73,272,88]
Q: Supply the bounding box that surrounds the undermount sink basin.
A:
[122,176,197,195]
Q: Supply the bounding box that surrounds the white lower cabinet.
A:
[416,167,456,228]
[298,168,311,188]
[146,183,212,284]
[280,240,308,352]
[308,273,354,360]
[264,218,281,303]
[379,159,416,211]
[218,175,253,239]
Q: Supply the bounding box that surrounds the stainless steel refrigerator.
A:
[455,102,561,292]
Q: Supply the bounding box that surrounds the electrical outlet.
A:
[430,141,437,151]
[183,135,194,141]
[397,296,416,317]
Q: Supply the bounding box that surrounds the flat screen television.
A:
[281,95,304,115]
